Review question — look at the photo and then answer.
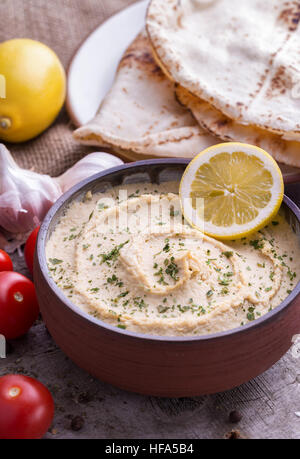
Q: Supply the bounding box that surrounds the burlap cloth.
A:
[0,0,136,176]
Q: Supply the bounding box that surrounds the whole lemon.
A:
[0,39,66,143]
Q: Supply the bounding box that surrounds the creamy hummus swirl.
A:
[72,194,282,335]
[46,183,299,336]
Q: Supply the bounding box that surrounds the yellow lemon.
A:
[179,142,284,240]
[0,39,66,143]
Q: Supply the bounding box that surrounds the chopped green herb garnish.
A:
[100,240,129,264]
[49,258,63,265]
[218,272,233,286]
[247,307,255,321]
[165,258,179,281]
[287,268,296,281]
[250,240,264,250]
[257,262,265,268]
[158,305,169,314]
[206,258,217,265]
[163,239,170,252]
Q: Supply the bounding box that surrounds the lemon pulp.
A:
[180,143,284,240]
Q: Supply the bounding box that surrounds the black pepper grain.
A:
[70,415,84,431]
[229,410,242,423]
[78,392,92,404]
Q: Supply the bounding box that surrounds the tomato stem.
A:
[9,387,21,398]
[14,292,23,302]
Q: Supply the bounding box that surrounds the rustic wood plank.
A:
[1,317,299,439]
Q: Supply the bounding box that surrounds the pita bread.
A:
[176,85,300,167]
[73,30,218,158]
[147,0,300,139]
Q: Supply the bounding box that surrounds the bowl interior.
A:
[38,159,300,341]
[45,160,187,240]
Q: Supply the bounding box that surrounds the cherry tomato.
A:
[0,374,54,439]
[0,272,39,339]
[0,249,13,272]
[24,226,40,274]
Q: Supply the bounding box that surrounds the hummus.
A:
[46,182,299,336]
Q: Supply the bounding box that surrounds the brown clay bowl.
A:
[34,159,300,397]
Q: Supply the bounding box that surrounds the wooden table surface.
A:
[1,182,300,440]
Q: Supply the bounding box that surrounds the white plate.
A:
[66,0,300,183]
[67,0,149,127]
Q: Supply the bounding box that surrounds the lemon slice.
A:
[179,142,284,240]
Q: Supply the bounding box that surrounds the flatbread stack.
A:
[74,0,300,167]
[146,0,300,167]
[73,29,218,159]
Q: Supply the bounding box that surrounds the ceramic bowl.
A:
[34,159,300,397]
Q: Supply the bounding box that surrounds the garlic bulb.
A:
[0,146,124,252]
[55,152,124,193]
[0,143,62,234]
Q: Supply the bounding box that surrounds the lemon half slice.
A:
[179,143,284,240]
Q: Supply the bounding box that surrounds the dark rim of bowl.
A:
[37,158,300,343]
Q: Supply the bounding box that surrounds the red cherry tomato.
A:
[0,249,13,272]
[24,226,40,274]
[0,272,39,339]
[0,374,54,439]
